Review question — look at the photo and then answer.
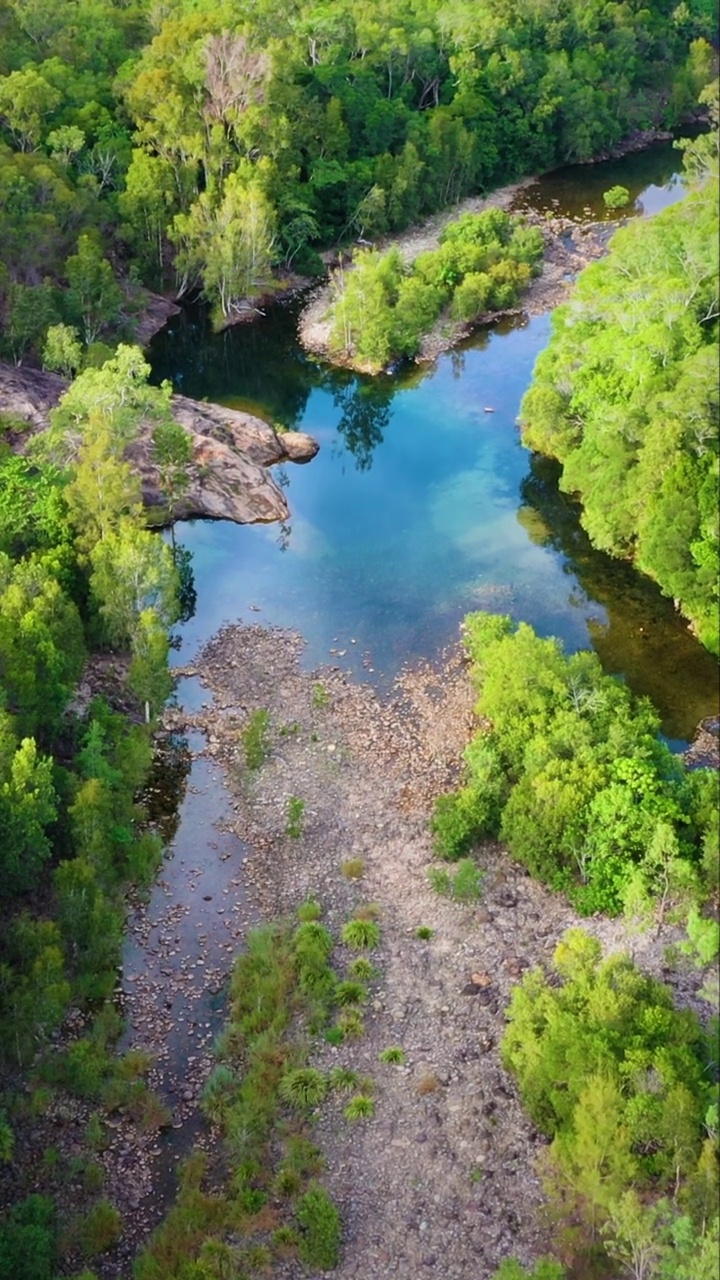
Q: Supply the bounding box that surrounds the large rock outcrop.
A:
[0,361,318,526]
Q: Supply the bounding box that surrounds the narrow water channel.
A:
[124,137,718,1237]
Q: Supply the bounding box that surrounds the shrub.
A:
[200,1065,236,1124]
[336,1008,365,1039]
[349,957,378,980]
[329,1067,363,1093]
[603,184,630,209]
[78,1200,121,1255]
[295,1183,341,1270]
[344,1094,375,1120]
[428,858,483,903]
[415,926,434,940]
[297,897,322,922]
[501,928,709,1183]
[379,1047,406,1065]
[342,919,380,949]
[0,1194,56,1280]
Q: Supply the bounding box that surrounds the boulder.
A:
[0,361,319,527]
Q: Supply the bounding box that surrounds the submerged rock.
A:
[0,361,318,527]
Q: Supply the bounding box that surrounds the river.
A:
[117,138,717,1259]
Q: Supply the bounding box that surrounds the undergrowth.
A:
[135,902,375,1278]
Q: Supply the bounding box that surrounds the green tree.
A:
[65,234,123,344]
[43,323,83,377]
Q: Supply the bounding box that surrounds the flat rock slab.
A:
[0,361,318,527]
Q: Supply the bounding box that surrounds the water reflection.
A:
[518,456,719,738]
[332,375,394,471]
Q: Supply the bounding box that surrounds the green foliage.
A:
[334,980,366,1006]
[295,1183,341,1270]
[415,926,434,940]
[329,209,542,369]
[491,1260,565,1280]
[349,957,378,981]
[0,1194,56,1280]
[379,1046,405,1064]
[242,709,270,770]
[311,682,329,710]
[502,929,710,1190]
[328,1067,363,1092]
[448,612,715,914]
[296,897,322,922]
[278,1069,327,1110]
[428,857,484,903]
[341,918,381,949]
[77,1200,121,1256]
[603,184,631,209]
[344,1094,375,1120]
[521,154,719,652]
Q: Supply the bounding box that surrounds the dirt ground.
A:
[154,623,711,1280]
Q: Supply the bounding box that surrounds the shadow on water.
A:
[518,457,719,740]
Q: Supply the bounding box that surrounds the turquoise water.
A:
[149,141,718,741]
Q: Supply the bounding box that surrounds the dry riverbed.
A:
[124,621,710,1280]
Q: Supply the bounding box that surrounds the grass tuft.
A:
[379,1046,406,1065]
[342,919,380,950]
[344,1094,375,1121]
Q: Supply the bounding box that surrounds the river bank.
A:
[0,361,318,526]
[113,621,712,1280]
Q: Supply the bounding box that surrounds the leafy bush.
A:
[295,1183,341,1270]
[502,929,710,1179]
[0,1194,55,1280]
[446,613,716,915]
[603,184,630,209]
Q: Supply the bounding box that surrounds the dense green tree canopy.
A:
[0,0,716,348]
[520,92,719,651]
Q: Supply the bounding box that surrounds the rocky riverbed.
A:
[0,361,318,526]
[99,621,713,1279]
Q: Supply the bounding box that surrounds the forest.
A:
[0,0,716,356]
[0,0,719,1278]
